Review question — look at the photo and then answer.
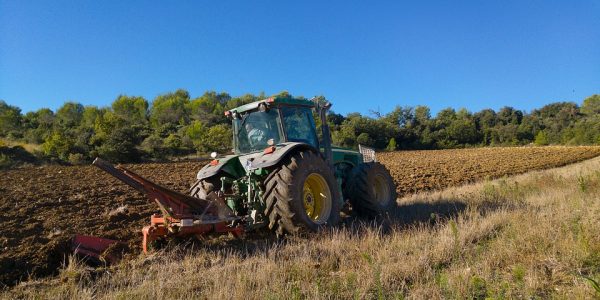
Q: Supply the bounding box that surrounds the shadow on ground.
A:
[158,198,475,259]
[391,199,468,226]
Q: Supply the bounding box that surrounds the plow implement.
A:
[72,158,244,260]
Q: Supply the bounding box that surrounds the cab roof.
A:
[226,96,315,115]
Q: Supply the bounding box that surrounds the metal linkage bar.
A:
[92,158,220,219]
[91,158,244,253]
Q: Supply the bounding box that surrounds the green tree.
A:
[497,106,523,125]
[80,106,106,129]
[448,119,478,145]
[0,100,23,138]
[92,109,147,161]
[42,131,75,160]
[22,108,55,143]
[182,120,207,152]
[112,95,149,124]
[581,94,600,115]
[356,133,372,145]
[384,106,415,128]
[201,124,232,153]
[141,134,167,159]
[474,109,497,129]
[435,108,457,128]
[164,133,183,155]
[386,137,397,151]
[224,93,261,111]
[534,130,549,145]
[516,116,536,144]
[150,89,191,129]
[332,119,358,148]
[493,124,519,145]
[55,102,84,129]
[327,111,346,127]
[40,102,87,161]
[531,102,580,144]
[414,105,431,125]
[564,118,600,145]
[95,124,144,162]
[188,91,231,126]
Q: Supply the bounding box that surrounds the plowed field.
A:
[1,146,600,287]
[378,146,600,194]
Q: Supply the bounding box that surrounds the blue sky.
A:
[1,1,599,116]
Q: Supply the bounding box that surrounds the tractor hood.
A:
[196,142,316,181]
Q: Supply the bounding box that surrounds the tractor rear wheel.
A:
[346,162,397,217]
[263,150,341,235]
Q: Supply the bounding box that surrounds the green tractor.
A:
[190,96,397,235]
[82,96,398,255]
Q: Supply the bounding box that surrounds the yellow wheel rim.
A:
[303,173,332,224]
[373,174,391,205]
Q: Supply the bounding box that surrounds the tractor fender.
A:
[196,154,245,181]
[241,142,318,170]
[196,143,317,181]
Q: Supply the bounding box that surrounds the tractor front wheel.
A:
[189,177,220,199]
[263,150,341,235]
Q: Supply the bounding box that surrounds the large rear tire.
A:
[263,150,341,235]
[346,162,397,217]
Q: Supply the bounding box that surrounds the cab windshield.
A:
[232,106,319,154]
[233,109,283,153]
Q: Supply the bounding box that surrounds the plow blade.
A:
[72,235,125,264]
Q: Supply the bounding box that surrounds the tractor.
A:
[77,96,397,257]
[190,96,397,234]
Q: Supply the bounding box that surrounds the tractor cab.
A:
[226,97,320,154]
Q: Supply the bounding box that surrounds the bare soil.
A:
[1,146,599,287]
[379,146,600,195]
[0,161,205,287]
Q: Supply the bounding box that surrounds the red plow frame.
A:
[72,158,244,261]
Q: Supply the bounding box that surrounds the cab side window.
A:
[281,107,318,148]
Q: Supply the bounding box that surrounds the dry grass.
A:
[4,157,600,299]
[0,138,41,153]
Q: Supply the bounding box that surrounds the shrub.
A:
[141,134,167,159]
[386,138,397,151]
[42,132,75,161]
[356,133,372,146]
[534,131,549,146]
[68,153,86,165]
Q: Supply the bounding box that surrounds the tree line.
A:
[0,90,599,166]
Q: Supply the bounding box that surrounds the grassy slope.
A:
[0,138,41,153]
[4,157,600,299]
